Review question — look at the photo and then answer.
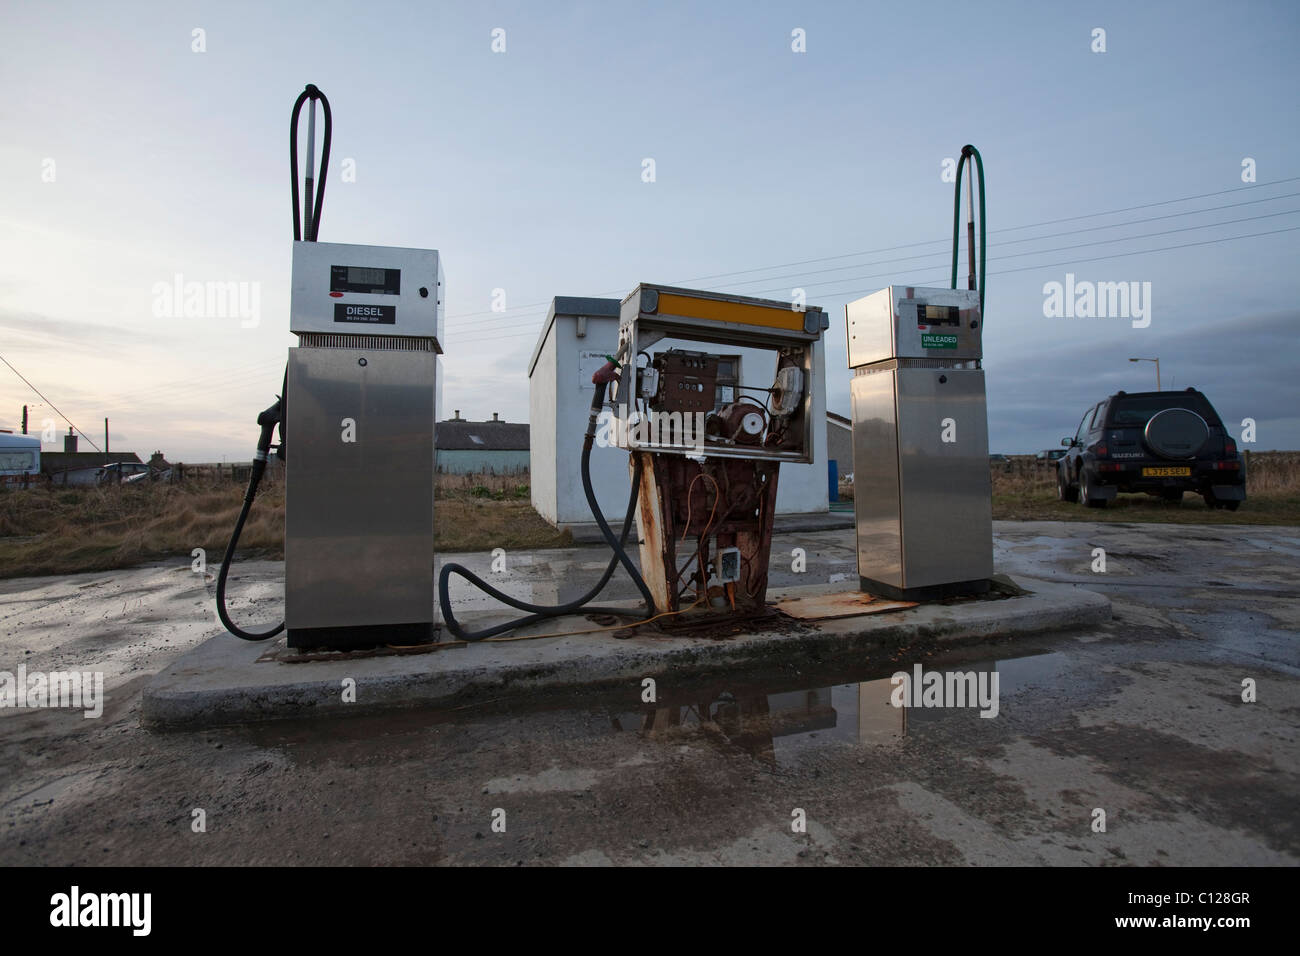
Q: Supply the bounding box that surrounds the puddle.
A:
[614,648,1072,766]
[237,646,1074,771]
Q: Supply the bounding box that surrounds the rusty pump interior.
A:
[438,283,828,641]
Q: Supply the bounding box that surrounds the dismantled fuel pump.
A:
[614,285,828,617]
[439,284,827,640]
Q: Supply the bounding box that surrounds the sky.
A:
[1,0,1298,460]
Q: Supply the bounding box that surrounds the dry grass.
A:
[989,450,1300,524]
[3,453,1295,578]
[0,472,569,579]
[0,476,285,578]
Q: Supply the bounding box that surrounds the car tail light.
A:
[1090,443,1108,457]
[1098,462,1124,472]
[1224,437,1237,455]
[1214,461,1240,471]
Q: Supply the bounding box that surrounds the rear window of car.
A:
[1108,393,1220,427]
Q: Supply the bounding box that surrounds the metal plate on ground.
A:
[775,592,917,621]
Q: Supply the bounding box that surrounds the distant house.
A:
[437,412,529,475]
[40,451,144,486]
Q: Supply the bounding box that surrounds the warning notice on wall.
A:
[578,350,609,389]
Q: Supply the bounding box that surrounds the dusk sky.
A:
[2,0,1297,460]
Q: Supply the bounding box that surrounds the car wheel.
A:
[1160,489,1183,503]
[1222,500,1240,512]
[1081,472,1107,509]
[1057,469,1078,503]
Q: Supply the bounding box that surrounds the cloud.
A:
[0,310,165,355]
[987,310,1300,450]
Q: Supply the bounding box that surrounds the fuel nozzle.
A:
[250,396,283,493]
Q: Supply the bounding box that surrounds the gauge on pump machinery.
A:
[615,283,828,463]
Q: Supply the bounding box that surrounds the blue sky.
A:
[2,0,1297,459]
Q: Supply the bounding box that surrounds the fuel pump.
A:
[616,285,828,617]
[844,145,993,600]
[438,284,828,639]
[217,85,444,649]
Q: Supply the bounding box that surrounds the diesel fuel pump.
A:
[217,84,444,650]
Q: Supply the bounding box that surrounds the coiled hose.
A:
[438,374,658,641]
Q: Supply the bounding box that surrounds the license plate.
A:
[1142,467,1191,477]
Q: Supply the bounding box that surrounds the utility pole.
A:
[21,405,27,434]
[105,418,109,454]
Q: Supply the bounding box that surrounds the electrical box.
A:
[846,286,992,600]
[285,240,442,648]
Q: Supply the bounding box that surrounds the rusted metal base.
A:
[632,450,780,614]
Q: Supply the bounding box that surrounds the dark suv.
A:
[1057,389,1245,510]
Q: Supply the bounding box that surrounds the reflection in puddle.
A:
[236,647,1071,773]
[617,650,1069,766]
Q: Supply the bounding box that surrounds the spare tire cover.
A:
[1144,408,1209,459]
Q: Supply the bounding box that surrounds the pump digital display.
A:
[918,304,959,327]
[330,265,401,295]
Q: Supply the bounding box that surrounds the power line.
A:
[440,175,1300,327]
[725,207,1300,297]
[676,195,1300,294]
[754,225,1300,302]
[116,359,285,405]
[449,224,1300,346]
[448,215,1299,343]
[0,352,102,452]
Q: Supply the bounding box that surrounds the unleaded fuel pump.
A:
[844,145,995,600]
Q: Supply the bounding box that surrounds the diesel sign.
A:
[334,303,396,324]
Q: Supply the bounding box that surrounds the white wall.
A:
[528,326,560,523]
[530,313,830,529]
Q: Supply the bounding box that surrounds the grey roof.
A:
[437,420,529,451]
[527,296,622,379]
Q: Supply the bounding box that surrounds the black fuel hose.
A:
[216,83,331,640]
[438,377,658,641]
[215,392,285,640]
[289,84,332,242]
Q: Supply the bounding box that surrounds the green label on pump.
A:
[920,332,958,349]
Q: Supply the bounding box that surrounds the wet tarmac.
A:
[1,521,1296,865]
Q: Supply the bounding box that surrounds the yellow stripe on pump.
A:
[655,292,809,332]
